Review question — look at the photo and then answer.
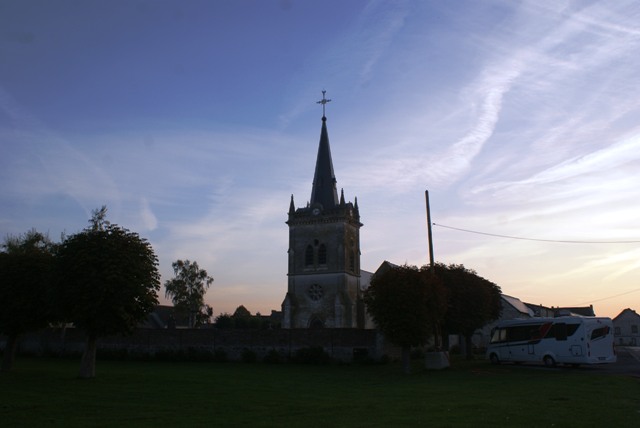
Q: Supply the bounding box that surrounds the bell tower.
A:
[281,92,364,329]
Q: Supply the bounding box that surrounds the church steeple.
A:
[283,90,364,329]
[310,92,339,210]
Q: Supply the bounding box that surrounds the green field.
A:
[0,357,637,427]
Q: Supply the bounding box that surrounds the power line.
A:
[433,222,640,307]
[577,288,640,305]
[433,223,640,244]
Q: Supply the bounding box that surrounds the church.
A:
[281,92,373,329]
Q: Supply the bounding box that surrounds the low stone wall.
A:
[2,328,400,362]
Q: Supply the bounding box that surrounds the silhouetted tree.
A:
[55,207,160,378]
[214,313,233,329]
[364,264,446,373]
[0,230,56,372]
[435,263,502,359]
[164,259,213,328]
[215,308,270,329]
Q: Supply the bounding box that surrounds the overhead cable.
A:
[432,223,640,244]
[577,288,640,305]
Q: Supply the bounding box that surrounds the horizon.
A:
[2,1,639,319]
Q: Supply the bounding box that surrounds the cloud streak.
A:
[2,1,639,318]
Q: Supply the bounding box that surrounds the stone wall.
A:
[2,328,400,362]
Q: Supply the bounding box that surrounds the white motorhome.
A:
[487,316,616,367]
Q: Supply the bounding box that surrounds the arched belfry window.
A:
[304,240,327,269]
[304,245,314,267]
[318,244,327,265]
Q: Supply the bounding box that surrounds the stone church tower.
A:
[281,95,364,329]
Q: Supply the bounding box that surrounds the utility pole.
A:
[425,190,435,273]
[424,190,447,363]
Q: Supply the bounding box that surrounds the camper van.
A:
[487,316,616,367]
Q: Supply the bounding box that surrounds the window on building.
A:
[304,245,314,267]
[632,325,638,334]
[615,327,621,335]
[318,244,327,265]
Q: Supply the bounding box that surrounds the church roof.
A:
[310,116,339,210]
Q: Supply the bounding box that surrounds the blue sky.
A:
[2,0,639,319]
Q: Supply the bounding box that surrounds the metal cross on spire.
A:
[316,90,331,118]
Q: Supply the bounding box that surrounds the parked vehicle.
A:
[487,316,616,367]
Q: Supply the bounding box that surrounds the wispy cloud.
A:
[353,0,409,84]
[277,1,409,127]
[471,134,640,201]
[139,197,158,231]
[3,1,640,317]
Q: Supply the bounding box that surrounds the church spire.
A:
[310,91,339,209]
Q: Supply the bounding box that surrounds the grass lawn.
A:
[0,357,638,427]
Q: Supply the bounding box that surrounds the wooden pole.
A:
[425,190,435,272]
[425,190,443,353]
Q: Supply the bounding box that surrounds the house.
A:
[472,294,535,349]
[553,305,595,317]
[501,294,536,319]
[525,303,555,318]
[612,308,640,346]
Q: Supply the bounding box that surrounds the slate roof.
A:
[310,116,339,210]
[613,307,640,321]
[502,294,535,317]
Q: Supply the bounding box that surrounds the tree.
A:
[55,207,160,378]
[164,259,213,328]
[364,264,446,373]
[214,307,270,329]
[214,313,233,329]
[0,230,56,372]
[434,263,502,359]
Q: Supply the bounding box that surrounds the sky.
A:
[1,0,639,319]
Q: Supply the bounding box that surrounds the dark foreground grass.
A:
[0,357,638,427]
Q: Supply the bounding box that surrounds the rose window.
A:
[308,284,324,301]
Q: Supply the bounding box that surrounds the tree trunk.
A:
[442,329,450,351]
[402,346,411,374]
[1,333,19,372]
[433,322,442,351]
[79,333,98,379]
[465,334,474,360]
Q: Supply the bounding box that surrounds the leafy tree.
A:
[364,264,446,373]
[214,313,233,329]
[214,308,270,329]
[55,207,160,378]
[164,259,213,328]
[0,230,56,372]
[434,263,502,359]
